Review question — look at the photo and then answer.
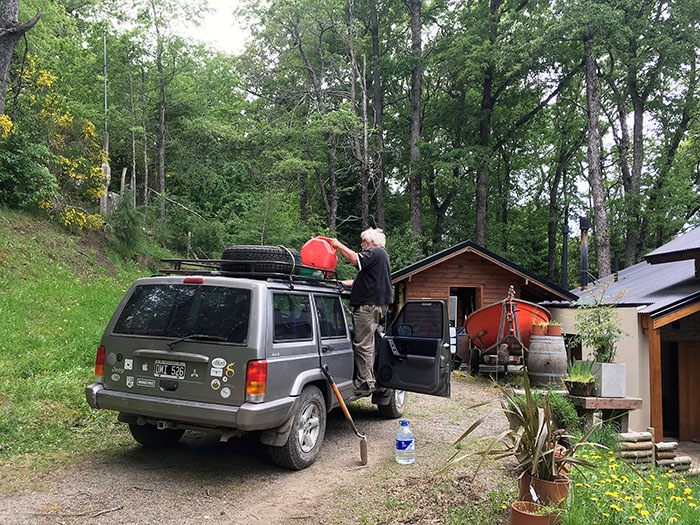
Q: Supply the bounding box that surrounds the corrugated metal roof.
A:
[572,257,699,317]
[645,227,700,264]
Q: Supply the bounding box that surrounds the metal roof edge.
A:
[649,291,700,319]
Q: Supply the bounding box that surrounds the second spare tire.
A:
[221,245,302,275]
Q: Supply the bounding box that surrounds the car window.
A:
[273,293,313,342]
[391,302,442,338]
[341,298,353,331]
[314,296,347,339]
[114,284,250,344]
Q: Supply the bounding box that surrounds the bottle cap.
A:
[400,420,408,426]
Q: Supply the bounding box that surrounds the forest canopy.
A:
[0,0,698,286]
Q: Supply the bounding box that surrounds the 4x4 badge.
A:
[212,358,226,368]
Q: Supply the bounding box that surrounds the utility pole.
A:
[99,29,111,215]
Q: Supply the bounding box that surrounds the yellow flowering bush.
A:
[0,114,14,138]
[563,447,700,524]
[56,205,104,233]
[17,56,104,204]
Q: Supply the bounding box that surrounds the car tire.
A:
[377,389,406,419]
[129,423,185,447]
[269,385,326,470]
[221,245,302,274]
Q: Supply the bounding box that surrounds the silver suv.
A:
[85,247,451,469]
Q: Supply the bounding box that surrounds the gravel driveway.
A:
[0,374,512,524]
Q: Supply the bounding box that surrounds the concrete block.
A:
[593,362,627,398]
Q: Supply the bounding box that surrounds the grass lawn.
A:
[0,209,146,467]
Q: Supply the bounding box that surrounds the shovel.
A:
[321,364,368,465]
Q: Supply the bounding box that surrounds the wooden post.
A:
[648,327,663,442]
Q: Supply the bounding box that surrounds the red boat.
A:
[465,297,550,353]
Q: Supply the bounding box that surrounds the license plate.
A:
[154,360,186,380]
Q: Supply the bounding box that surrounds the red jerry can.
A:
[301,236,338,272]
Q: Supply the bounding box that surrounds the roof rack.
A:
[158,258,344,290]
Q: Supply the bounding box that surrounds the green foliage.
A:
[510,390,580,432]
[439,372,595,482]
[566,359,596,383]
[0,209,145,461]
[574,289,625,363]
[0,131,57,209]
[106,192,146,253]
[562,448,700,524]
[583,423,620,452]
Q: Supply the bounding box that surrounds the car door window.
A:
[391,301,442,338]
[314,296,347,339]
[273,293,313,341]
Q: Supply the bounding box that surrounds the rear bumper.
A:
[85,383,295,431]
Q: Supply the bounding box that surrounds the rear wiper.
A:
[167,334,227,349]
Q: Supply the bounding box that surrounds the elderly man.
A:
[330,228,392,395]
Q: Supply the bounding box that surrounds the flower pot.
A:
[592,362,626,398]
[531,324,547,336]
[510,501,558,525]
[518,472,570,505]
[564,380,595,397]
[546,324,561,337]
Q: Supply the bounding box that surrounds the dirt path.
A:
[0,375,511,525]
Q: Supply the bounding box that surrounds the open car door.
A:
[376,300,451,397]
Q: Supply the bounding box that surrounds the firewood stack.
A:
[619,431,654,469]
[654,442,692,474]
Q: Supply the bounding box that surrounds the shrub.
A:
[107,191,145,253]
[0,131,57,208]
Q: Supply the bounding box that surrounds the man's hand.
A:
[330,238,358,267]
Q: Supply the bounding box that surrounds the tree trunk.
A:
[0,2,41,115]
[474,0,503,247]
[129,72,137,207]
[151,0,166,220]
[584,31,611,278]
[141,67,149,206]
[408,0,422,242]
[369,0,385,230]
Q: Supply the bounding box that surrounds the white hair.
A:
[361,228,386,248]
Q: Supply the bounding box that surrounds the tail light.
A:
[245,360,267,402]
[94,345,106,382]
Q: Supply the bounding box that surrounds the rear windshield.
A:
[114,284,251,344]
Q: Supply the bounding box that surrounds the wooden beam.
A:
[652,301,700,330]
[648,327,663,442]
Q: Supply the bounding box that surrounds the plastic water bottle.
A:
[395,420,415,464]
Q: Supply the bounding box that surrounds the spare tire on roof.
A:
[221,245,302,275]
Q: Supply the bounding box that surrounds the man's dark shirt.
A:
[350,246,393,306]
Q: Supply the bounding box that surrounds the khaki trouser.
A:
[352,304,388,389]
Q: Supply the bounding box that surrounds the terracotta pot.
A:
[518,472,570,505]
[510,501,557,525]
[531,324,547,336]
[564,380,595,397]
[546,324,562,337]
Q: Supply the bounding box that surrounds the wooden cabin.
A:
[391,240,576,328]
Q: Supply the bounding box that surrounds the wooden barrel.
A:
[527,335,567,386]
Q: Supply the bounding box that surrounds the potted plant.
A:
[546,321,562,337]
[573,290,627,398]
[438,370,595,506]
[563,359,596,397]
[511,501,560,525]
[532,320,547,337]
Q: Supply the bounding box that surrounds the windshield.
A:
[114,284,251,344]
